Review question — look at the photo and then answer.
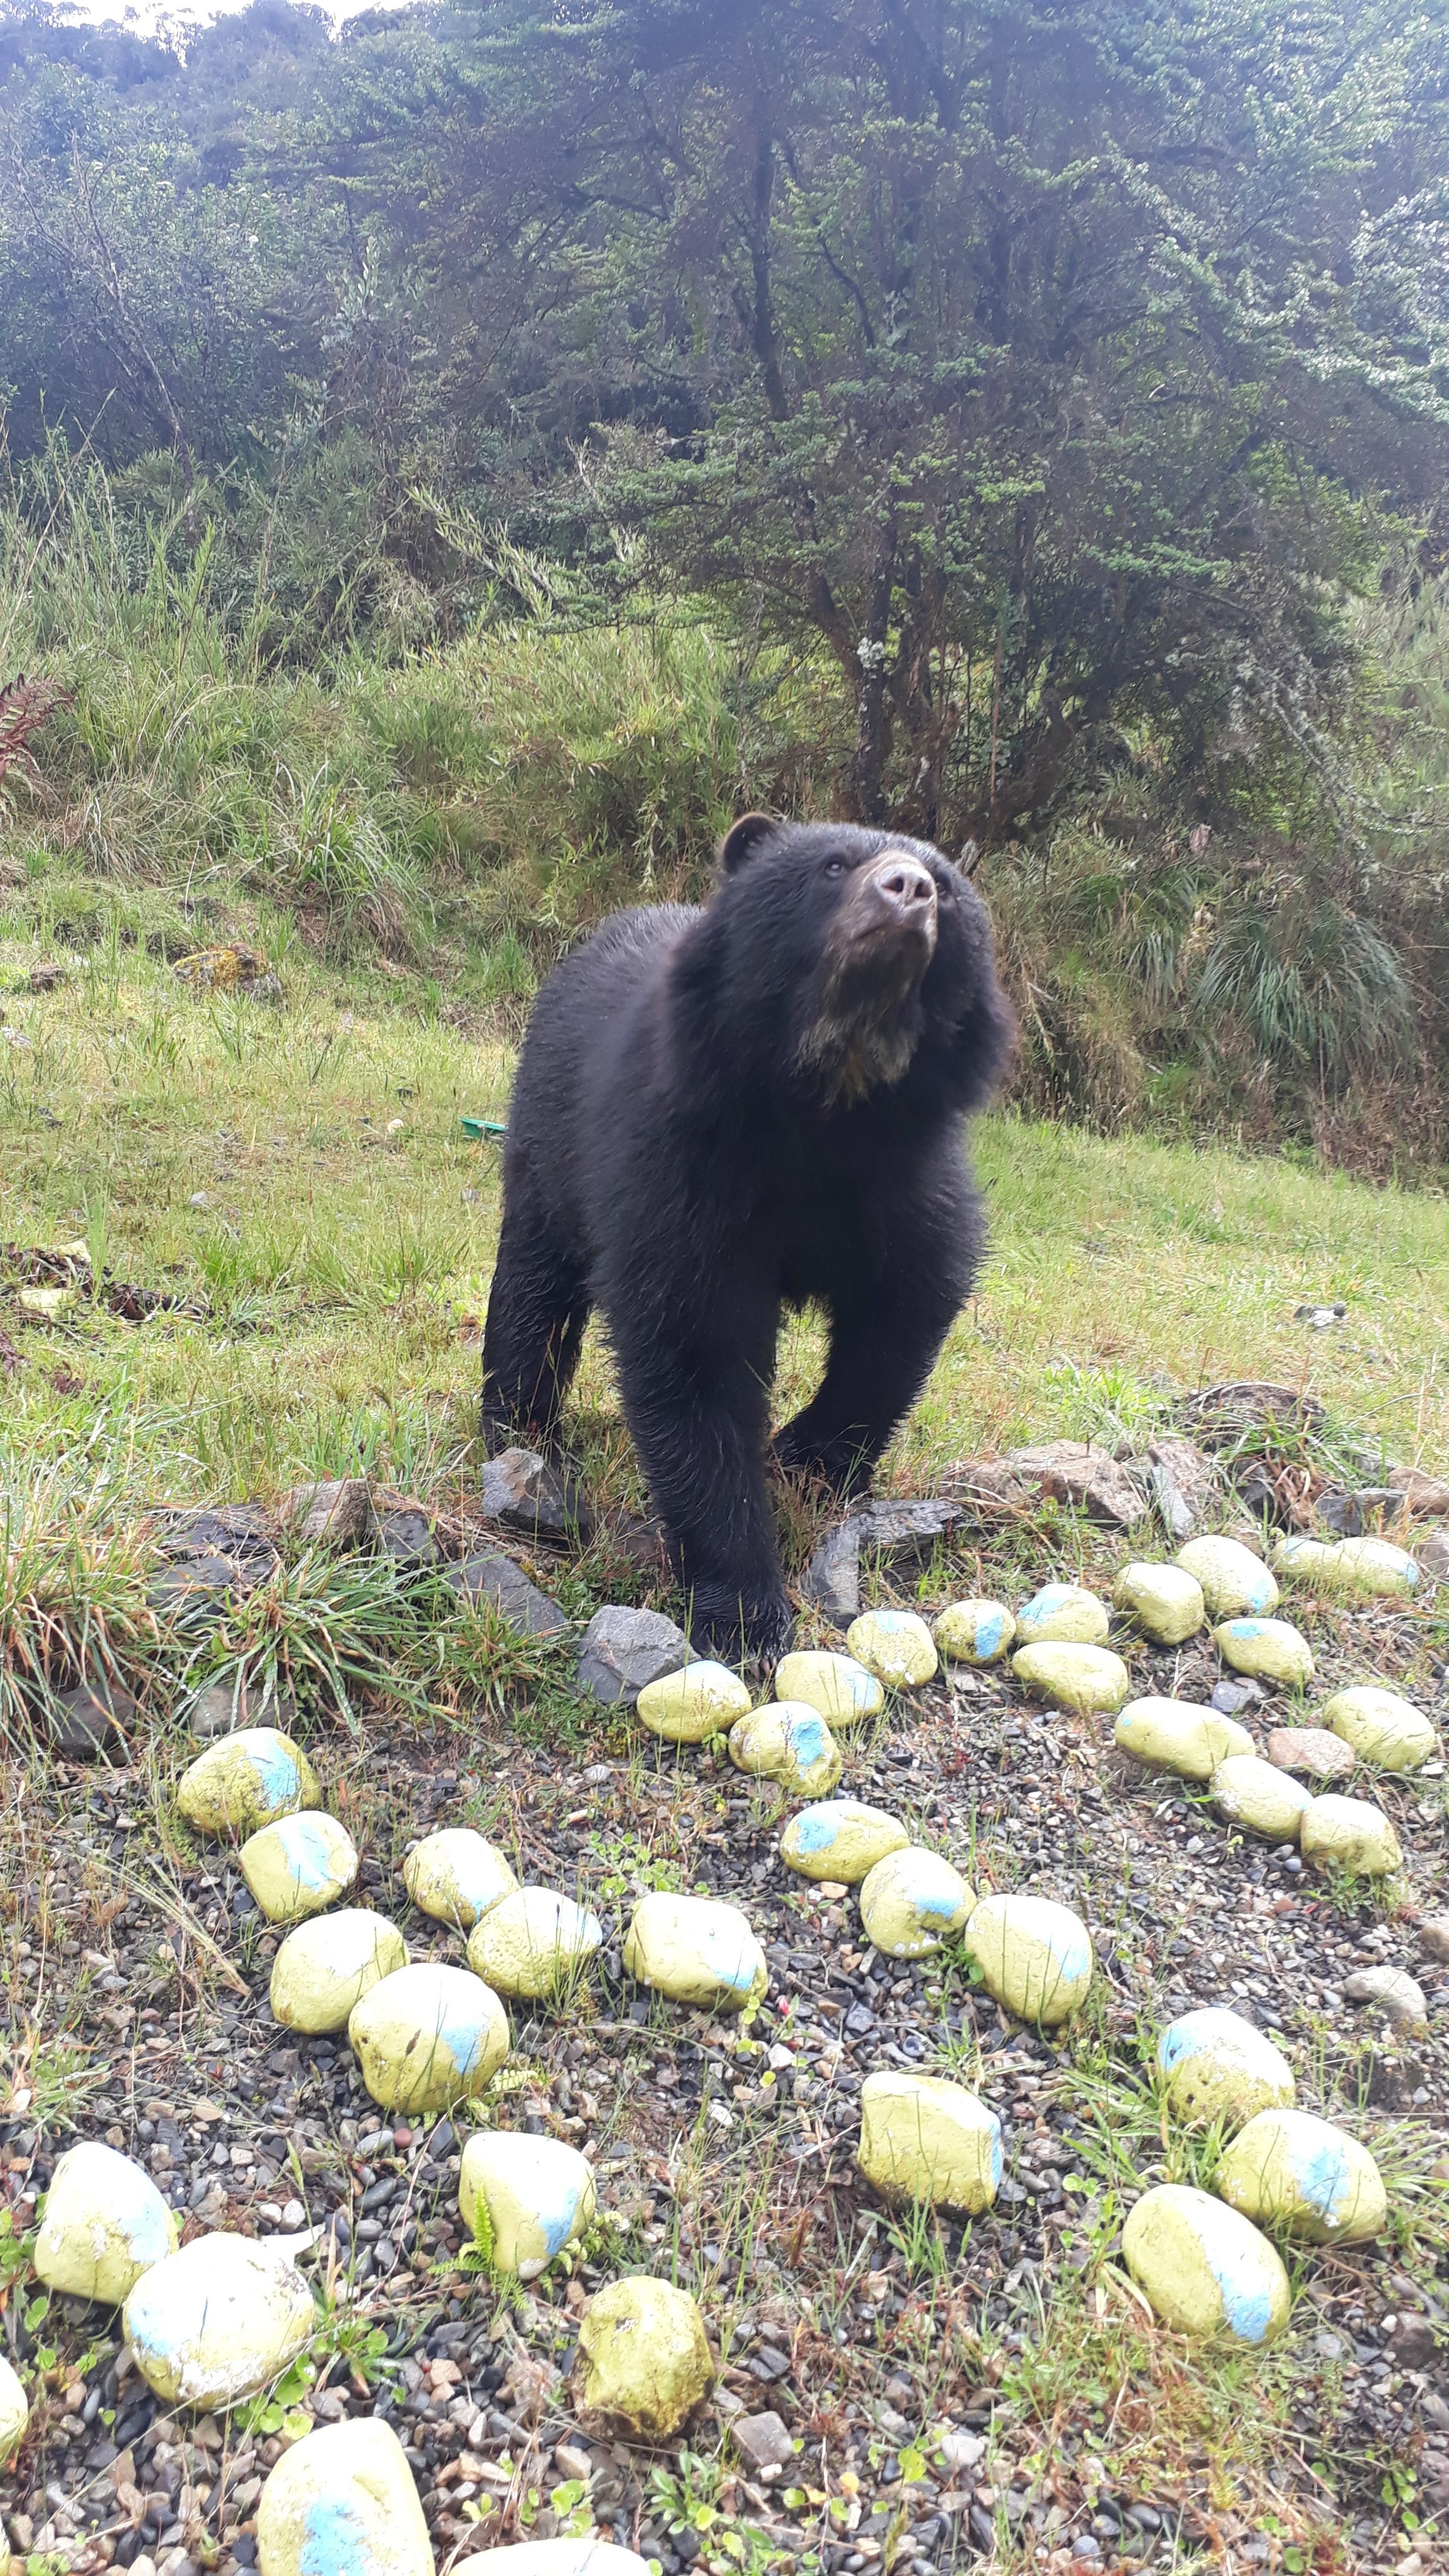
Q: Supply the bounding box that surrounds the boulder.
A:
[778,1799,909,1884]
[577,1606,690,1706]
[466,1889,603,2000]
[459,2130,596,2277]
[1320,1685,1438,1772]
[1115,1697,1253,1782]
[845,1609,939,1688]
[1216,2107,1387,2244]
[348,1962,510,2113]
[1011,1641,1131,1715]
[1212,1617,1314,1689]
[1156,2007,1295,2127]
[240,1812,358,1924]
[636,1659,752,1744]
[932,1599,1015,1666]
[124,2233,316,2410]
[1211,1754,1312,1842]
[33,2142,177,2306]
[577,2277,713,2437]
[857,2070,1002,2212]
[1014,1583,1109,1646]
[964,1894,1093,2026]
[1112,1563,1205,1646]
[446,1550,568,1638]
[177,1729,321,1838]
[270,1909,408,2035]
[623,1892,768,2012]
[403,1828,519,1929]
[1300,1796,1403,1879]
[1122,2185,1290,2344]
[859,1847,975,1959]
[727,1704,842,1798]
[773,1650,884,1727]
[1174,1535,1278,1619]
[256,2416,432,2576]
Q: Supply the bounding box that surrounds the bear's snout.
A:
[847,849,939,959]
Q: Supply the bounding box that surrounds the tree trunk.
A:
[851,515,897,823]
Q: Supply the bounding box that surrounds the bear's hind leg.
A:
[481,1208,591,1453]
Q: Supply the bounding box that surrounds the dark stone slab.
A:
[445,1549,568,1638]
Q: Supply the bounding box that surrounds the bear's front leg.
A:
[774,1264,964,1499]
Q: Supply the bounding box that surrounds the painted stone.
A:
[1112,1563,1206,1646]
[577,2276,713,2437]
[1156,2008,1295,2128]
[1011,1641,1131,1715]
[779,1800,909,1884]
[1175,1535,1279,1619]
[844,1610,939,1688]
[348,1963,509,2113]
[1264,1726,1355,1783]
[857,2070,1002,2212]
[623,1893,768,2012]
[256,2416,432,2576]
[33,2141,177,2307]
[859,1847,975,1959]
[1299,1795,1402,1878]
[1274,1533,1419,1598]
[449,2551,650,2576]
[1216,2108,1387,2244]
[124,2233,317,2411]
[466,1889,603,1999]
[728,1703,842,1798]
[270,1910,408,2036]
[1115,1697,1253,1782]
[1211,1754,1313,1842]
[933,1600,1016,1666]
[964,1894,1093,2026]
[1014,1583,1109,1646]
[636,1660,753,1744]
[177,1729,321,1838]
[403,1828,519,1929]
[1122,2185,1290,2344]
[1320,1686,1438,1773]
[1212,1617,1314,1689]
[773,1651,884,1728]
[458,2130,596,2278]
[240,1812,358,1925]
[0,2354,26,2464]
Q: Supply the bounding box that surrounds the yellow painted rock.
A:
[728,1702,842,1798]
[779,1798,909,1883]
[933,1600,1016,1665]
[403,1827,519,1928]
[1216,2107,1387,2245]
[773,1650,885,1727]
[964,1894,1093,2026]
[857,2069,1002,2212]
[1011,1641,1131,1715]
[270,1909,407,2035]
[1121,2185,1290,2344]
[1156,2007,1295,2128]
[1300,1794,1402,1878]
[458,2129,596,2277]
[859,1847,975,1959]
[636,1659,752,1744]
[240,1812,358,1925]
[577,2275,713,2437]
[465,1888,603,1999]
[1176,1536,1278,1619]
[1274,1533,1419,1598]
[0,2354,26,2464]
[256,2416,432,2576]
[348,1962,509,2113]
[1321,1686,1438,1773]
[177,1728,321,1838]
[1113,1563,1205,1646]
[1211,1754,1312,1843]
[623,1892,768,2012]
[1115,1698,1253,1782]
[1212,1617,1314,1689]
[845,1609,938,1687]
[449,2552,650,2576]
[33,2141,177,2306]
[124,2233,317,2410]
[1015,1583,1110,1646]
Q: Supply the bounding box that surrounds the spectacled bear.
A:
[482,814,1015,1658]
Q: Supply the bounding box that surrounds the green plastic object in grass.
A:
[461,1116,508,1139]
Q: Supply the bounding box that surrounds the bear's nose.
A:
[877,856,935,912]
[860,850,938,943]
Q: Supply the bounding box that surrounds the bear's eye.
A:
[822,856,846,879]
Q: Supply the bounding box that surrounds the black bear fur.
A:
[482,814,1015,1657]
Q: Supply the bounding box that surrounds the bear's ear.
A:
[718,811,778,875]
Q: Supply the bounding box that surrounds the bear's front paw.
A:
[772,1428,875,1501]
[692,1587,795,1666]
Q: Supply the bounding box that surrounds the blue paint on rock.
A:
[1202,2229,1276,2343]
[300,2497,374,2576]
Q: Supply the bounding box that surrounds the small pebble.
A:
[1115,1697,1252,1782]
[1157,2007,1295,2127]
[577,2276,713,2437]
[255,2416,432,2575]
[124,2232,317,2410]
[1274,1533,1419,1598]
[270,1909,408,2035]
[728,1702,842,1798]
[1011,1641,1131,1714]
[1265,1725,1355,1783]
[240,1812,358,1925]
[846,1609,939,1687]
[348,1961,510,2112]
[403,1828,519,1928]
[964,1893,1093,2026]
[1342,1963,1427,2026]
[932,1599,1015,1665]
[33,2142,177,2307]
[623,1891,768,2011]
[458,2130,596,2277]
[1320,1685,1438,1773]
[466,1888,603,1999]
[177,1728,321,1838]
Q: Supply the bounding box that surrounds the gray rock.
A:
[1143,1436,1219,1541]
[577,1605,690,1705]
[1387,1465,1449,1515]
[51,1681,134,1758]
[938,2431,987,2475]
[607,1513,668,1571]
[480,1447,593,1543]
[1294,1300,1347,1329]
[1422,1528,1449,1586]
[1211,1677,1262,1716]
[1314,1488,1409,1538]
[1343,1965,1428,2027]
[1179,1382,1327,1438]
[379,1508,436,1572]
[804,1496,978,1622]
[282,1477,377,1549]
[445,1551,568,1638]
[801,1520,869,1623]
[149,1506,281,1617]
[732,2411,794,2474]
[189,1681,298,1740]
[149,1554,246,1617]
[1417,1916,1449,1964]
[943,1443,1147,1528]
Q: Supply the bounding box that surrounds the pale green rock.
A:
[1015,1583,1110,1646]
[623,1892,768,2012]
[1216,2107,1387,2245]
[34,2141,177,2306]
[256,2417,432,2576]
[0,2356,26,2465]
[1115,1697,1254,1782]
[859,1847,975,1959]
[1156,2007,1295,2129]
[1176,1535,1278,1619]
[240,1812,358,1925]
[577,2276,713,2437]
[1211,1754,1313,1842]
[857,2070,1002,2212]
[124,2233,317,2411]
[636,1659,752,1744]
[450,2550,650,2576]
[177,1728,321,1838]
[270,1908,407,2035]
[1300,1793,1402,1878]
[1271,1535,1344,1587]
[348,1961,509,2113]
[466,1888,603,1999]
[845,1609,939,1688]
[964,1894,1093,2026]
[1274,1534,1419,1598]
[728,1702,842,1798]
[458,2130,596,2278]
[1320,1686,1438,1772]
[1011,1641,1131,1715]
[779,1798,909,1884]
[1122,2185,1290,2344]
[1212,1616,1314,1689]
[773,1651,885,1728]
[933,1600,1016,1666]
[403,1828,519,1928]
[1113,1562,1206,1646]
